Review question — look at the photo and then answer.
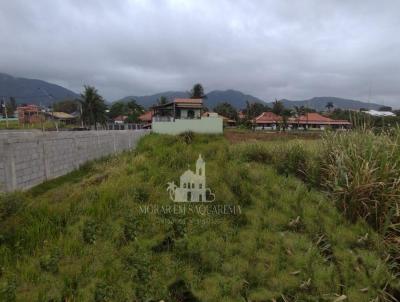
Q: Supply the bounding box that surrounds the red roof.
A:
[139,111,153,122]
[114,115,128,122]
[254,112,282,123]
[296,113,351,125]
[17,105,40,113]
[253,111,351,126]
[238,111,246,119]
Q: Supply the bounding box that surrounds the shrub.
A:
[179,131,195,144]
[276,143,308,178]
[122,214,137,242]
[82,220,98,244]
[321,130,400,231]
[39,249,60,273]
[0,193,25,221]
[94,281,115,302]
[132,187,149,203]
[168,279,200,302]
[61,276,79,301]
[0,277,16,302]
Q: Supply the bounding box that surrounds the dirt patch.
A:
[224,129,322,143]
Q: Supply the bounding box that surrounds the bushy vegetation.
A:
[0,133,398,301]
[235,129,400,293]
[235,130,400,227]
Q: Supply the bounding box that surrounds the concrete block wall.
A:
[0,130,149,192]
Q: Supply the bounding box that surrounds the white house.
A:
[152,98,223,134]
[364,110,396,117]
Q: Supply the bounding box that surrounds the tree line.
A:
[4,82,399,130]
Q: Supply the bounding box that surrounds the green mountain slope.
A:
[119,89,264,110]
[120,91,383,111]
[0,134,393,301]
[0,73,78,106]
[271,96,382,111]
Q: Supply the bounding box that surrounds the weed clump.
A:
[82,219,98,244]
[39,249,60,273]
[321,130,400,231]
[0,193,25,221]
[168,279,200,302]
[94,281,116,302]
[122,214,138,242]
[179,131,195,144]
[0,277,16,302]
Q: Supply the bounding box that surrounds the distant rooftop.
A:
[152,98,203,109]
[173,98,202,104]
[364,110,396,117]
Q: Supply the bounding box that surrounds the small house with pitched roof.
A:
[151,98,223,134]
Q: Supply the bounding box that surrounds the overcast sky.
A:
[1,0,399,105]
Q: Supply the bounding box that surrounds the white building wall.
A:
[152,117,223,135]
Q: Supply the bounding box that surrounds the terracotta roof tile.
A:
[296,113,351,125]
[114,115,128,122]
[139,111,153,122]
[254,112,282,123]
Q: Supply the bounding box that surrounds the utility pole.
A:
[39,101,44,132]
[38,87,58,131]
[1,97,8,128]
[79,101,84,128]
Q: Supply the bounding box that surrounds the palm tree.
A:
[326,102,334,112]
[167,182,177,201]
[294,105,306,129]
[80,85,107,129]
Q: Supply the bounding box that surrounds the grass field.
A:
[0,120,72,130]
[0,131,399,301]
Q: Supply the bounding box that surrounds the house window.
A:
[183,183,186,188]
[199,184,202,189]
[187,182,190,188]
[199,168,202,176]
[187,191,191,201]
[192,183,195,188]
[187,110,195,119]
[199,194,202,201]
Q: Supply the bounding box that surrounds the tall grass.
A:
[321,130,400,231]
[0,133,397,300]
[235,130,400,231]
[321,130,400,287]
[235,129,400,295]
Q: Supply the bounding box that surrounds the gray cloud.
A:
[0,0,399,106]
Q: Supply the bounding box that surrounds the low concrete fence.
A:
[0,130,149,192]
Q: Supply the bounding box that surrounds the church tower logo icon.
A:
[167,154,215,202]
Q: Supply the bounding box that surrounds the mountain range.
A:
[119,89,265,109]
[276,97,383,111]
[0,73,78,106]
[0,72,384,110]
[121,90,383,111]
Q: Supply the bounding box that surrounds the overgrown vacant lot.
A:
[0,133,397,301]
[224,129,321,144]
